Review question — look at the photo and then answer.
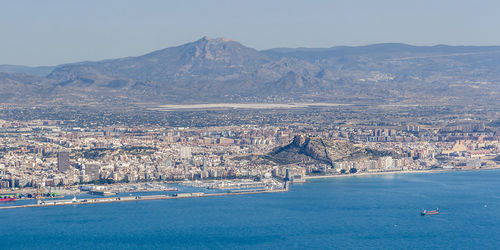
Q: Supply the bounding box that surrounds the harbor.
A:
[0,187,287,210]
[0,177,288,210]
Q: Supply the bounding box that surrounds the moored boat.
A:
[421,209,439,215]
[0,197,16,202]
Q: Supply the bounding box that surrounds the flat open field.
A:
[151,103,351,111]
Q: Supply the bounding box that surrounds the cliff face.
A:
[291,135,332,165]
[268,135,396,165]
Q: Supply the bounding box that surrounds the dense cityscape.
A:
[1,105,499,197]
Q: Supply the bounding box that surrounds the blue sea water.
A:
[2,170,500,249]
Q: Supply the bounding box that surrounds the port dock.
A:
[0,188,287,210]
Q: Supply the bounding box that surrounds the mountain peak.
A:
[199,36,233,43]
[176,36,268,64]
[193,36,237,48]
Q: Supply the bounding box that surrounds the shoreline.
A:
[303,166,500,181]
[2,167,499,210]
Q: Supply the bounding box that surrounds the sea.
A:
[2,169,500,249]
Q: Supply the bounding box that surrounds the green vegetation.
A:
[81,148,113,159]
[121,146,156,155]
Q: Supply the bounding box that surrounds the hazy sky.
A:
[1,0,499,66]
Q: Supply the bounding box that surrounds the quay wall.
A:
[0,189,287,210]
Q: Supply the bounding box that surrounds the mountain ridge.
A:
[1,37,500,106]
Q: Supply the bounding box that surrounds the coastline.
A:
[303,166,500,181]
[2,166,499,210]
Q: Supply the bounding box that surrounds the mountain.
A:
[48,37,271,83]
[0,73,48,103]
[263,135,398,166]
[43,37,322,103]
[2,37,500,106]
[263,43,500,61]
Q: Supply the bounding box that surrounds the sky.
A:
[1,0,499,66]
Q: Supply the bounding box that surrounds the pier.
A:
[0,188,287,210]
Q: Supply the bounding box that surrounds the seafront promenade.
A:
[304,169,441,180]
[0,188,288,210]
[303,166,500,180]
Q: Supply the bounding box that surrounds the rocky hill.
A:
[265,135,397,165]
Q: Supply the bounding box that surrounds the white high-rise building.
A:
[180,147,192,160]
[379,156,393,170]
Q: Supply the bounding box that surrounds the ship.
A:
[421,209,439,215]
[0,197,16,202]
[89,190,116,196]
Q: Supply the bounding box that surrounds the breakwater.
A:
[0,189,287,210]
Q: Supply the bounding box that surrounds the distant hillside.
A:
[0,65,55,76]
[2,37,500,106]
[264,135,397,166]
[0,72,49,103]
